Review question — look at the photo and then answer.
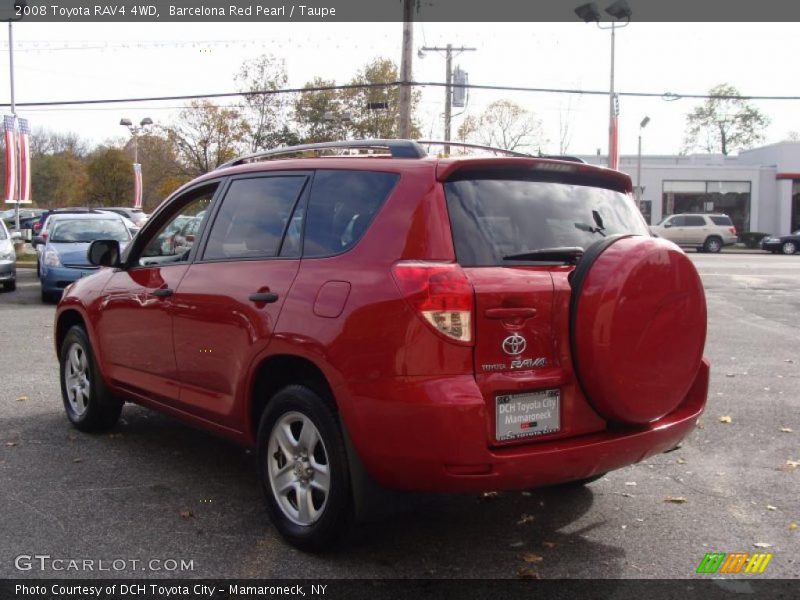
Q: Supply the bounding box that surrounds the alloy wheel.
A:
[64,342,91,417]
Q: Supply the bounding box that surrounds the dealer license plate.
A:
[495,389,560,441]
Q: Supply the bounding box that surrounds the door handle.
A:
[485,307,537,319]
[249,292,279,304]
[152,288,173,298]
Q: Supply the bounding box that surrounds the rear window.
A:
[444,175,649,267]
[303,170,399,257]
[710,215,732,226]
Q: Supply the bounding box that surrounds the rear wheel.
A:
[257,385,352,552]
[59,325,123,432]
[2,280,14,292]
[782,241,797,255]
[703,236,722,253]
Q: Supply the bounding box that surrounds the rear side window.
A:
[444,175,649,267]
[684,216,706,226]
[710,215,732,226]
[303,170,399,257]
[203,176,307,261]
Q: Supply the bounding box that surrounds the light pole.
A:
[636,115,650,212]
[575,1,632,170]
[6,0,25,232]
[120,117,153,209]
[419,44,476,155]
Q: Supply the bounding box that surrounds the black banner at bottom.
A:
[1,579,798,600]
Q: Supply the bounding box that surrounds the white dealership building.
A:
[582,141,800,235]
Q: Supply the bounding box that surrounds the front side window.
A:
[51,219,130,243]
[136,187,216,267]
[202,176,307,261]
[444,173,649,267]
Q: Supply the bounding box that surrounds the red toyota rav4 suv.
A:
[55,140,709,551]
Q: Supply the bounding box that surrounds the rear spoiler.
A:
[436,157,633,194]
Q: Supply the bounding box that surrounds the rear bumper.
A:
[0,260,15,281]
[341,359,709,493]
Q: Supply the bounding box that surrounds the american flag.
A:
[133,163,142,209]
[18,118,31,202]
[3,115,16,203]
[608,94,620,171]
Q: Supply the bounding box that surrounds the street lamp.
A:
[120,117,153,209]
[575,1,632,170]
[6,1,26,233]
[636,115,650,212]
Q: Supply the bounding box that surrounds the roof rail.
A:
[417,140,532,158]
[217,139,428,169]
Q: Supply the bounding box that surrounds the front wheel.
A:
[59,325,123,432]
[782,241,797,255]
[256,385,352,552]
[703,237,722,253]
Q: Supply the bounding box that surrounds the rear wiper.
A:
[503,247,584,264]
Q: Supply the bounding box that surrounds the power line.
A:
[3,81,799,109]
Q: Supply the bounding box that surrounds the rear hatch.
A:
[441,160,651,446]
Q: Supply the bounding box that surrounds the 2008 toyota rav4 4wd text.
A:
[55,140,709,551]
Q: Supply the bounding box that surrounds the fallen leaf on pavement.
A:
[520,552,543,563]
[480,491,500,501]
[509,541,525,548]
[108,433,123,439]
[725,373,735,377]
[719,416,733,424]
[17,395,28,402]
[4,442,17,447]
[542,541,557,549]
[784,359,794,363]
[786,460,800,469]
[767,505,777,511]
[516,514,535,525]
[753,542,772,549]
[516,567,541,579]
[664,496,688,504]
[677,458,687,464]
[625,481,637,486]
[780,427,793,433]
[621,492,634,498]
[179,510,194,519]
[73,458,83,463]
[790,523,798,531]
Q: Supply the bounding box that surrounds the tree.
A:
[164,100,248,176]
[294,77,351,143]
[86,147,133,206]
[341,58,421,139]
[683,84,770,156]
[235,54,296,151]
[31,152,88,207]
[126,133,188,211]
[457,100,545,152]
[29,129,89,159]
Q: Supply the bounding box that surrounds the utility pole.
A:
[420,44,475,155]
[398,0,413,139]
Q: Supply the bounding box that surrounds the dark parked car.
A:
[761,230,800,254]
[54,140,709,551]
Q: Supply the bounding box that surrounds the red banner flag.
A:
[133,163,142,209]
[608,94,620,171]
[18,117,31,202]
[3,115,16,203]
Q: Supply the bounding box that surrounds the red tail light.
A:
[391,261,474,345]
[42,232,49,241]
[729,227,737,235]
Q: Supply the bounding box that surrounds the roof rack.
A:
[537,154,586,164]
[418,140,532,158]
[217,139,427,169]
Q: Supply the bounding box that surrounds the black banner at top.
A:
[2,0,800,22]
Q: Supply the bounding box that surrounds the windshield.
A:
[445,175,649,266]
[51,219,130,243]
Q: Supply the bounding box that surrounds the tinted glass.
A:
[444,176,649,266]
[710,215,732,226]
[51,219,130,243]
[684,216,706,226]
[303,170,399,257]
[0,224,6,240]
[203,176,306,261]
[138,188,215,266]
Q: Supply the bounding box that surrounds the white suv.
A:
[651,213,737,253]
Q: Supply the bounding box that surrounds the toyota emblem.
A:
[502,333,527,356]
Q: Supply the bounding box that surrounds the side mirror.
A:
[10,231,21,240]
[663,222,672,228]
[32,235,44,246]
[88,239,122,268]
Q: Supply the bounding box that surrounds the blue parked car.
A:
[39,213,132,303]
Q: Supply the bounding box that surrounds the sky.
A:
[0,21,798,157]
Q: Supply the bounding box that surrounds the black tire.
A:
[782,241,797,255]
[256,384,352,552]
[41,288,59,303]
[59,325,123,432]
[2,280,14,292]
[703,236,722,253]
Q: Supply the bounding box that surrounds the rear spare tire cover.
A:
[571,235,707,424]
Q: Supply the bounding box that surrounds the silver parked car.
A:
[0,220,20,291]
[650,213,738,253]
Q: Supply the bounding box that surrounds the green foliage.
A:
[86,147,134,206]
[31,152,88,207]
[683,84,770,156]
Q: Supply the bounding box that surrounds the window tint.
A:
[303,170,399,257]
[710,215,732,226]
[668,215,685,227]
[137,187,216,267]
[203,176,306,261]
[444,176,649,267]
[684,216,706,226]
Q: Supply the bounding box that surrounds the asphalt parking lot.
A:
[0,254,797,579]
